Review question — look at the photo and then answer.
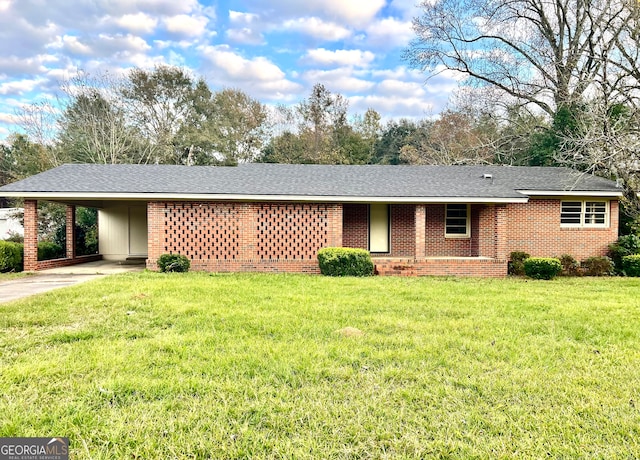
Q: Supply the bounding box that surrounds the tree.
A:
[406,0,640,117]
[399,110,496,165]
[373,119,431,165]
[208,88,269,164]
[57,75,153,164]
[120,65,203,164]
[296,83,351,163]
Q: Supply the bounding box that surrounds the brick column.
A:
[146,201,163,270]
[415,204,426,259]
[23,200,38,271]
[477,204,495,258]
[65,205,76,259]
[495,204,508,259]
[328,203,343,247]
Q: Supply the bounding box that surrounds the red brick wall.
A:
[343,204,368,249]
[144,198,619,276]
[501,199,619,260]
[425,204,475,257]
[147,201,342,273]
[389,204,415,257]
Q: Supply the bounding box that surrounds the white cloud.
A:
[0,78,46,95]
[0,54,56,77]
[198,45,302,100]
[302,69,375,93]
[349,94,436,118]
[58,35,93,56]
[115,13,158,34]
[376,79,426,98]
[229,10,259,25]
[304,48,375,67]
[0,112,19,124]
[244,0,385,27]
[200,45,284,82]
[0,0,11,12]
[226,28,264,45]
[364,18,415,48]
[282,17,351,41]
[163,14,209,37]
[93,33,151,55]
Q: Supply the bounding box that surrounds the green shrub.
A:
[622,254,640,277]
[157,253,191,273]
[317,247,374,277]
[558,254,580,276]
[0,241,23,272]
[609,234,640,273]
[523,257,562,280]
[581,256,613,276]
[37,241,64,261]
[508,251,530,276]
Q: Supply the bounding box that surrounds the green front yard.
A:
[1,273,639,458]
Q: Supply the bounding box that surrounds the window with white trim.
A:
[560,200,608,227]
[445,204,470,237]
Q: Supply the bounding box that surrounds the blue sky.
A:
[0,0,462,140]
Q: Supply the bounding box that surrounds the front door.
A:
[369,204,389,253]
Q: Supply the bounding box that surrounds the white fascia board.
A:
[517,189,622,197]
[0,191,529,204]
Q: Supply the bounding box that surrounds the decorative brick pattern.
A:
[161,202,241,260]
[147,201,343,273]
[256,203,330,260]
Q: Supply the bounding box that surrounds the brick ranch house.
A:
[0,163,622,277]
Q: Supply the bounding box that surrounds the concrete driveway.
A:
[0,260,144,304]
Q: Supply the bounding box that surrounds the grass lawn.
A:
[1,273,639,458]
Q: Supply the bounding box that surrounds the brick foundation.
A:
[375,258,508,277]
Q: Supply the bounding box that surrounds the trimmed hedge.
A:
[0,241,24,273]
[622,254,640,277]
[317,247,374,277]
[508,251,530,276]
[157,253,191,273]
[581,256,613,276]
[558,254,580,276]
[523,257,562,280]
[38,241,64,261]
[608,234,640,273]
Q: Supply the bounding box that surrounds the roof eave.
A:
[0,191,529,204]
[517,189,622,197]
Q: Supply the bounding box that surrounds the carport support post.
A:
[23,200,38,271]
[66,205,76,260]
[415,204,426,259]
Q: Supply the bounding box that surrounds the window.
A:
[445,204,470,237]
[561,201,608,227]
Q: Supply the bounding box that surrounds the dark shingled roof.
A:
[0,163,620,201]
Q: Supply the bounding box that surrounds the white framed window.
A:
[445,204,470,238]
[561,200,608,227]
